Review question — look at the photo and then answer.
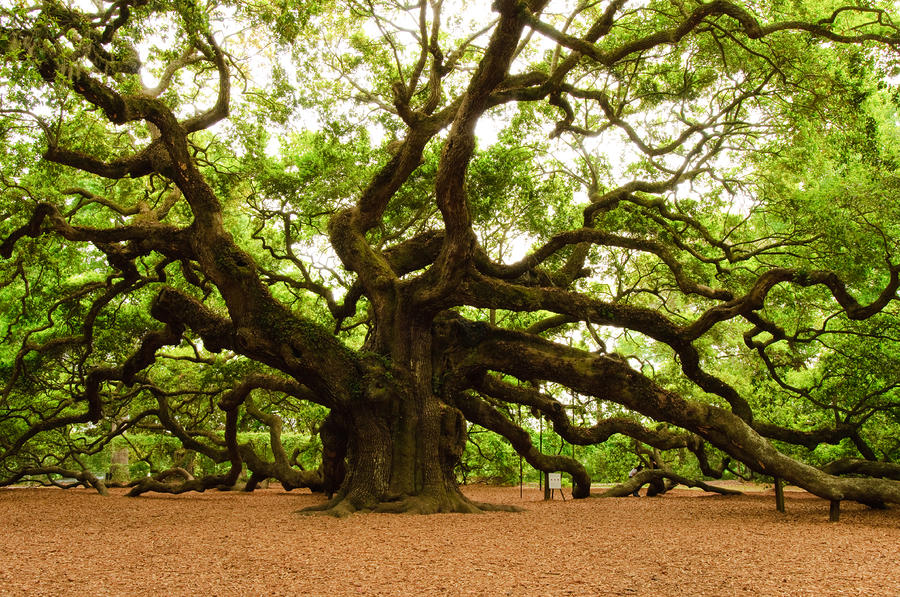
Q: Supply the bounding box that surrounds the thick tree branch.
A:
[451,390,591,498]
[597,468,742,498]
[465,327,900,504]
[475,373,699,450]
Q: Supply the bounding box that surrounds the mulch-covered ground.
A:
[0,483,897,596]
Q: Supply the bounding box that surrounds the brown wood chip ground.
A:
[0,484,897,596]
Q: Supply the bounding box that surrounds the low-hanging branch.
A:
[444,318,900,506]
[597,468,743,498]
[451,390,592,498]
[474,373,700,451]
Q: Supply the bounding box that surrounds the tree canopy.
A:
[2,0,900,514]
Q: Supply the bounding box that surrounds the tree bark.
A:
[300,392,497,516]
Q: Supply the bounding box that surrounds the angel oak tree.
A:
[2,0,900,514]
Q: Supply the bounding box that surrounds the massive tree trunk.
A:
[303,313,516,516]
[313,395,471,515]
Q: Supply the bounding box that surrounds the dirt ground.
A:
[0,483,897,596]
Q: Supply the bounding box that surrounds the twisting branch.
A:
[521,1,900,68]
[597,468,742,498]
[451,390,592,498]
[452,320,900,505]
[0,320,185,463]
[474,373,700,451]
[0,467,109,496]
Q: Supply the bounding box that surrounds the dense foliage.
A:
[2,0,900,513]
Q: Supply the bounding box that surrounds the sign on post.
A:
[548,472,561,489]
[547,472,565,500]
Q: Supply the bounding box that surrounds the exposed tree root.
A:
[298,497,360,518]
[296,490,523,517]
[469,501,523,513]
[297,494,347,516]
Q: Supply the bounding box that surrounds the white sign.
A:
[548,472,562,489]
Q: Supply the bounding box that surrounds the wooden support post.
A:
[829,500,841,522]
[774,477,785,513]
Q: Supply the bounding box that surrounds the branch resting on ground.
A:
[597,468,743,498]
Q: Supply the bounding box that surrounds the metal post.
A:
[538,417,543,492]
[518,405,523,498]
[572,443,576,490]
[520,456,523,498]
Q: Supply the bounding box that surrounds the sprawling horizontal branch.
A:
[440,319,900,505]
[44,144,162,180]
[522,1,900,68]
[126,470,238,497]
[821,458,900,481]
[753,422,863,451]
[474,373,698,451]
[0,467,109,496]
[597,468,742,498]
[1,202,193,267]
[454,274,756,419]
[457,244,900,419]
[451,390,591,498]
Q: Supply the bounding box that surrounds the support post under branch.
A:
[829,500,841,522]
[774,477,785,513]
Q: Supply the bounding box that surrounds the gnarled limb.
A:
[597,468,742,498]
[821,459,900,481]
[126,472,235,497]
[1,466,109,496]
[239,399,327,492]
[457,321,900,506]
[451,390,591,499]
[474,373,699,451]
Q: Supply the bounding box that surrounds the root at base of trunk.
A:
[295,492,523,517]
